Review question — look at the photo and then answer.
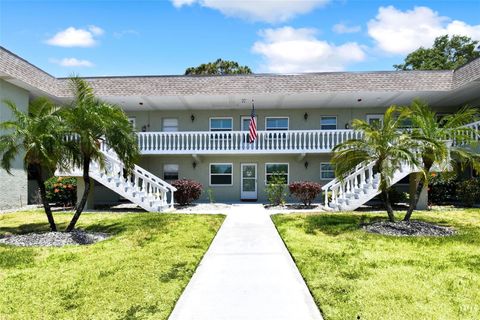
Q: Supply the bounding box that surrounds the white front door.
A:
[241,163,257,200]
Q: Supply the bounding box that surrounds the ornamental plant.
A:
[288,181,322,206]
[457,178,480,207]
[265,173,287,206]
[171,179,203,206]
[45,176,77,206]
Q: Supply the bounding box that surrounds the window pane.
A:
[266,118,288,130]
[266,164,288,174]
[321,163,333,171]
[266,173,288,184]
[321,117,337,130]
[211,164,232,174]
[163,118,178,132]
[210,118,232,130]
[211,175,232,185]
[321,171,335,179]
[163,164,179,180]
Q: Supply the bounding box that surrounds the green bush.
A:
[45,176,77,206]
[265,173,287,206]
[428,172,458,205]
[456,178,480,207]
[388,188,409,206]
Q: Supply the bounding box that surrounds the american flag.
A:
[248,100,257,143]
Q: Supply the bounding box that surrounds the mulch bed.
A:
[363,220,455,237]
[0,230,110,247]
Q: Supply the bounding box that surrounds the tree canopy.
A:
[394,35,480,70]
[185,58,252,75]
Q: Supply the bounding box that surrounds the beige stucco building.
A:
[1,46,479,209]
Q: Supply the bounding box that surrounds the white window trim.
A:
[320,116,337,130]
[265,162,289,185]
[320,162,335,180]
[366,114,384,125]
[163,164,179,180]
[265,116,289,131]
[162,118,178,132]
[209,163,233,187]
[209,117,233,131]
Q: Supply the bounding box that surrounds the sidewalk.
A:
[169,204,323,320]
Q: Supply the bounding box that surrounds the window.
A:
[128,117,136,130]
[320,163,335,180]
[265,163,289,184]
[163,118,178,132]
[366,114,384,127]
[320,116,337,130]
[210,118,233,131]
[210,163,233,186]
[163,164,179,181]
[265,117,289,131]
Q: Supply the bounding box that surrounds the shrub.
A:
[289,181,322,206]
[265,173,287,206]
[428,172,458,205]
[45,176,77,206]
[171,179,203,206]
[456,178,480,207]
[388,188,409,206]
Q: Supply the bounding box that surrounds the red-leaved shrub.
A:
[171,179,203,206]
[288,181,322,206]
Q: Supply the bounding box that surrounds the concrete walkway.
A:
[169,204,323,320]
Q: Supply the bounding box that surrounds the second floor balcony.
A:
[137,129,361,155]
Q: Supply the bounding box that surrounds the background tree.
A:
[0,98,66,231]
[62,77,139,232]
[394,35,480,70]
[332,106,417,222]
[403,100,480,221]
[185,58,252,75]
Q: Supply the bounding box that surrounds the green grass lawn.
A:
[272,209,480,320]
[0,210,224,320]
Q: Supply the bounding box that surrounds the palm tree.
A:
[402,100,480,221]
[0,98,66,231]
[331,106,418,222]
[61,77,139,232]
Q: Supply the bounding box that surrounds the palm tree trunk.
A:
[34,165,57,232]
[66,157,90,232]
[381,189,395,222]
[404,172,423,222]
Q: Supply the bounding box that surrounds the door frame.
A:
[240,163,257,200]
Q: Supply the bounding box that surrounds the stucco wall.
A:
[0,80,28,209]
[126,105,459,132]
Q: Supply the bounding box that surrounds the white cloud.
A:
[332,23,361,34]
[252,27,366,72]
[171,0,330,23]
[50,58,94,67]
[46,26,104,47]
[113,29,140,39]
[368,6,480,55]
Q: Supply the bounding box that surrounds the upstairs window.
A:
[320,116,337,130]
[128,117,136,130]
[210,118,233,131]
[266,117,289,131]
[163,118,178,132]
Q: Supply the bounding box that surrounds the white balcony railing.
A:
[137,130,362,154]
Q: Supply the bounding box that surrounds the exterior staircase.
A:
[322,120,480,211]
[57,147,176,212]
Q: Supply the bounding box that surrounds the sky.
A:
[1,0,479,77]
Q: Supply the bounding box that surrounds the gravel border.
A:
[0,230,110,247]
[363,220,455,237]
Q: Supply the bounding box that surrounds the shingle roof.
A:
[1,46,479,98]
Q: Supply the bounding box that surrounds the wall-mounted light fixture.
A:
[192,161,197,169]
[304,161,309,169]
[304,112,308,120]
[141,124,150,132]
[139,102,143,106]
[345,123,350,129]
[191,114,195,122]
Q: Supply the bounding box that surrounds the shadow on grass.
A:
[0,222,53,236]
[304,214,373,236]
